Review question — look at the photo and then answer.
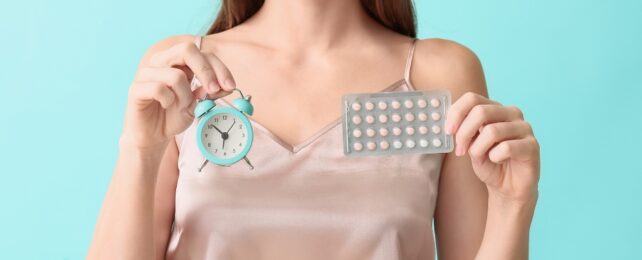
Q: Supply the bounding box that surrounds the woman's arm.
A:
[153,138,180,259]
[87,36,187,260]
[411,39,539,260]
[87,135,181,260]
[87,35,236,259]
[87,139,169,260]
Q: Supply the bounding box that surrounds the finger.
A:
[488,137,539,163]
[454,104,524,156]
[468,121,533,161]
[130,82,176,109]
[136,68,193,109]
[445,92,499,135]
[190,87,234,104]
[191,82,234,99]
[203,53,236,91]
[207,89,235,100]
[148,42,220,93]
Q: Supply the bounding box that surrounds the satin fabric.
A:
[166,36,443,260]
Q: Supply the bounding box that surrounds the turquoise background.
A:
[1,0,640,259]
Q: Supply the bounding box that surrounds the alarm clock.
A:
[194,88,255,172]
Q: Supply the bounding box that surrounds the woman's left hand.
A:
[445,92,540,204]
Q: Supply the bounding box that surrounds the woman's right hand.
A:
[120,39,237,151]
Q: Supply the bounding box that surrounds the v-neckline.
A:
[216,79,410,154]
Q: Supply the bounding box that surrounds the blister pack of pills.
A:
[342,90,454,156]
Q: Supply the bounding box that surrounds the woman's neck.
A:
[241,0,383,50]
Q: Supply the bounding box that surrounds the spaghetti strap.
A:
[194,35,203,50]
[403,39,418,89]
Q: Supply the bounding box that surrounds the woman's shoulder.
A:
[411,38,488,98]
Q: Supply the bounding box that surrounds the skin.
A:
[87,0,540,259]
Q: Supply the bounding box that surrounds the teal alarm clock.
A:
[194,88,255,172]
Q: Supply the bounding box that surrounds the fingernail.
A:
[224,78,236,90]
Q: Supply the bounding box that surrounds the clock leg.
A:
[198,159,208,172]
[242,156,254,170]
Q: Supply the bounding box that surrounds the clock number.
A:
[214,117,219,123]
[232,148,236,153]
[223,115,227,120]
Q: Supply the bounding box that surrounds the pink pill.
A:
[431,112,441,121]
[351,102,361,111]
[365,115,375,124]
[366,128,375,137]
[432,125,441,134]
[391,100,401,109]
[353,142,363,151]
[391,113,401,122]
[378,114,388,123]
[417,99,427,108]
[417,112,428,121]
[405,112,415,122]
[353,128,362,137]
[432,138,442,147]
[430,98,440,108]
[404,99,414,109]
[378,101,387,110]
[379,127,389,136]
[366,141,377,150]
[365,101,375,111]
[406,126,415,135]
[352,115,362,124]
[418,126,428,135]
[379,140,390,150]
[392,127,402,136]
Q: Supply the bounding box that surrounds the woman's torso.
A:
[166,35,443,260]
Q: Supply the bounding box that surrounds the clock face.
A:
[200,112,250,160]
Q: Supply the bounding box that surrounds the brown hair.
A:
[206,0,416,38]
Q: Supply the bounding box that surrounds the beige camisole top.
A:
[167,36,443,260]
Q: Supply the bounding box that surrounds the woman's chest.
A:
[171,157,441,259]
[175,124,444,234]
[172,120,443,259]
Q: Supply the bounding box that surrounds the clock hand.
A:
[212,125,224,135]
[226,119,236,133]
[221,119,236,150]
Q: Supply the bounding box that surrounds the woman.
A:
[88,0,540,259]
